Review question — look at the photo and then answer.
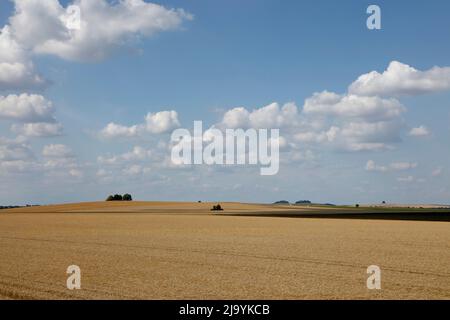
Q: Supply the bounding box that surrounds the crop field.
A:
[0,202,449,299]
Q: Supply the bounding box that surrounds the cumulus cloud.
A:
[212,61,450,154]
[0,94,63,137]
[1,0,192,89]
[0,94,55,123]
[294,62,450,152]
[294,129,394,152]
[100,122,139,139]
[303,91,405,122]
[123,164,144,176]
[221,102,298,129]
[41,143,84,178]
[222,107,250,129]
[409,125,430,137]
[0,159,39,174]
[349,61,450,97]
[100,110,180,138]
[96,144,165,180]
[0,135,85,178]
[97,146,152,165]
[0,137,39,175]
[9,0,193,62]
[145,111,180,134]
[12,122,63,137]
[214,93,406,153]
[42,144,74,158]
[294,91,407,151]
[347,143,393,152]
[0,137,33,161]
[0,26,47,90]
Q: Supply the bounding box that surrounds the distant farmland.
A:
[0,202,449,299]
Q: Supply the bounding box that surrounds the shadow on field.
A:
[223,210,450,222]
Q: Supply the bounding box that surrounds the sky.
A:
[1,0,450,205]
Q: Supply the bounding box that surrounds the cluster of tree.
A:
[106,194,133,201]
[295,200,312,204]
[273,200,338,206]
[273,200,290,204]
[211,204,223,211]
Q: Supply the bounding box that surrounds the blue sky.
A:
[1,0,450,205]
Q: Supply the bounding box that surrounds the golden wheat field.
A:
[0,201,449,300]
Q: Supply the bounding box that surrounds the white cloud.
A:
[366,160,417,172]
[42,144,73,158]
[42,157,85,181]
[365,160,387,172]
[69,168,83,178]
[0,26,46,90]
[96,143,174,182]
[41,143,84,178]
[98,146,152,165]
[293,131,326,143]
[123,164,143,176]
[211,61,449,155]
[294,116,403,152]
[249,102,298,129]
[100,110,180,138]
[340,121,402,143]
[145,110,180,134]
[298,91,405,151]
[0,137,33,161]
[43,158,75,169]
[347,143,392,152]
[0,92,62,140]
[0,137,39,175]
[294,128,393,152]
[1,0,192,89]
[303,91,405,122]
[221,102,298,129]
[288,150,315,163]
[0,159,38,174]
[100,122,139,139]
[9,0,193,62]
[222,107,250,129]
[12,122,63,137]
[294,62,450,152]
[349,61,450,97]
[0,137,84,178]
[409,125,430,137]
[96,168,109,177]
[0,94,55,123]
[397,175,414,183]
[216,94,405,153]
[390,162,418,171]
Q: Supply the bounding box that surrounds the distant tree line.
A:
[106,194,133,201]
[0,205,40,210]
[273,200,312,205]
[273,200,290,204]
